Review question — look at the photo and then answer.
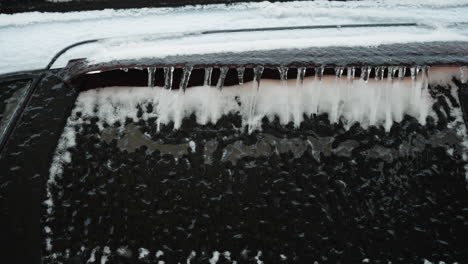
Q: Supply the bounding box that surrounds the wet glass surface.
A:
[0,79,31,140]
[44,85,468,264]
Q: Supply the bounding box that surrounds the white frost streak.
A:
[139,248,150,259]
[72,76,434,132]
[189,141,196,153]
[209,251,220,264]
[44,108,83,255]
[101,246,111,264]
[156,250,164,258]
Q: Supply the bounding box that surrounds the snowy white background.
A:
[1,0,468,75]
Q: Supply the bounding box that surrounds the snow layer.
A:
[87,26,468,65]
[1,1,468,74]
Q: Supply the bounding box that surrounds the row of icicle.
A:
[113,65,468,90]
[112,65,467,132]
[144,65,440,91]
[142,65,467,132]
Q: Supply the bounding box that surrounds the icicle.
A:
[216,67,229,90]
[421,66,430,86]
[345,66,355,101]
[398,66,406,80]
[164,67,174,90]
[331,67,344,123]
[394,66,406,122]
[297,67,306,85]
[391,67,398,80]
[237,67,245,85]
[204,67,213,86]
[360,66,371,82]
[293,67,306,126]
[369,82,380,126]
[179,66,193,93]
[419,65,430,124]
[278,66,288,81]
[374,66,385,81]
[384,66,395,131]
[315,66,324,81]
[173,66,193,129]
[410,65,421,112]
[335,67,344,79]
[460,66,468,84]
[277,66,289,124]
[410,66,421,80]
[253,66,264,90]
[313,66,325,114]
[200,67,214,125]
[347,67,355,81]
[247,66,264,133]
[147,67,156,88]
[371,66,385,126]
[355,66,370,126]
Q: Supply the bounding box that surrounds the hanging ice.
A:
[398,66,406,80]
[147,67,156,88]
[347,66,355,81]
[253,66,264,90]
[179,66,193,93]
[410,66,421,80]
[297,67,306,84]
[374,66,385,81]
[293,67,306,126]
[71,65,449,135]
[247,66,264,132]
[164,67,174,90]
[312,66,325,113]
[369,66,385,126]
[390,66,398,80]
[394,66,407,122]
[277,66,289,124]
[335,67,344,79]
[204,67,213,86]
[419,65,430,124]
[410,65,421,113]
[361,66,372,82]
[200,67,215,125]
[345,66,355,101]
[330,67,344,123]
[315,66,324,81]
[237,67,245,85]
[216,67,229,90]
[173,66,193,129]
[384,66,395,131]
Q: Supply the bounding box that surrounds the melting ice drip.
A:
[76,66,466,133]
